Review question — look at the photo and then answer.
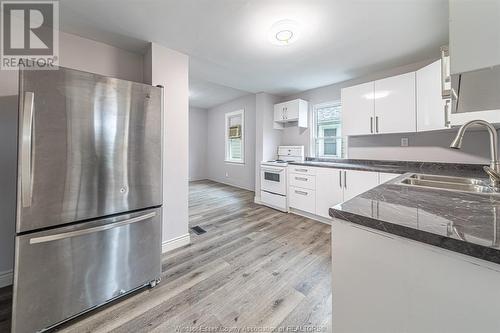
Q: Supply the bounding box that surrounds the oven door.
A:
[261,166,286,195]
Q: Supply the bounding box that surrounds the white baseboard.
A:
[207,177,254,192]
[289,208,332,225]
[0,270,13,288]
[189,177,208,182]
[256,196,330,223]
[162,233,191,253]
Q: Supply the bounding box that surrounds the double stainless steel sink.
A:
[397,173,500,195]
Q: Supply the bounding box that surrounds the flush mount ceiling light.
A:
[268,19,300,46]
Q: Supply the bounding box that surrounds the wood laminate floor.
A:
[0,180,332,332]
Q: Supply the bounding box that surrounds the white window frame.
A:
[225,109,245,164]
[311,101,342,158]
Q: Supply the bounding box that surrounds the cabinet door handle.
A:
[295,177,308,181]
[295,190,308,196]
[344,171,347,189]
[339,170,342,188]
[375,116,379,133]
[440,46,451,98]
[295,168,308,172]
[444,100,451,127]
[370,117,373,133]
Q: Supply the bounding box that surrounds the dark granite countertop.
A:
[329,171,500,265]
[289,158,486,178]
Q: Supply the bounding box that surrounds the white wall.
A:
[347,130,492,164]
[255,92,281,195]
[59,32,143,82]
[144,43,190,252]
[280,59,491,164]
[189,107,208,181]
[207,94,256,191]
[0,32,147,285]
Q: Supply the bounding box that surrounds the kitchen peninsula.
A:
[329,171,500,333]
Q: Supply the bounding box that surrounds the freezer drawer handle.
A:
[21,91,34,207]
[29,211,157,244]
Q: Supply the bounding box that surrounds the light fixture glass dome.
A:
[268,20,300,46]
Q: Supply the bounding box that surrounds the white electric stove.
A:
[260,146,304,212]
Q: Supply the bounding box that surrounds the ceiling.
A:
[189,77,249,109]
[58,0,449,109]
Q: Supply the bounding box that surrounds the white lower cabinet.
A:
[289,186,316,214]
[343,170,379,202]
[289,173,316,190]
[288,166,402,221]
[332,219,500,333]
[316,169,344,218]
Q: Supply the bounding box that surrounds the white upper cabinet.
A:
[341,82,375,136]
[373,72,416,134]
[416,60,449,132]
[342,73,417,136]
[449,0,500,74]
[273,99,308,129]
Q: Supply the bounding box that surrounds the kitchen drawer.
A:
[261,190,287,212]
[289,173,316,190]
[289,165,316,175]
[289,186,316,214]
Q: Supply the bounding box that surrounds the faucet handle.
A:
[483,166,500,188]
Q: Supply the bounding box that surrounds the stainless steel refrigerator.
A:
[11,66,163,333]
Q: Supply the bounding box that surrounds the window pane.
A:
[315,137,341,158]
[225,110,244,162]
[230,138,242,160]
[323,128,336,137]
[314,102,342,158]
[324,139,336,156]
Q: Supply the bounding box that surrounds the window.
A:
[225,109,244,163]
[312,102,342,158]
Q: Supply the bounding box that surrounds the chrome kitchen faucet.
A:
[450,120,500,188]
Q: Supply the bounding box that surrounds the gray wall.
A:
[189,107,208,181]
[280,59,491,164]
[255,92,281,195]
[0,95,18,281]
[206,94,256,191]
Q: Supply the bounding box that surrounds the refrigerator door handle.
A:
[21,91,34,208]
[29,211,157,244]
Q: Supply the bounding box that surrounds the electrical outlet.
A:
[401,137,409,147]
